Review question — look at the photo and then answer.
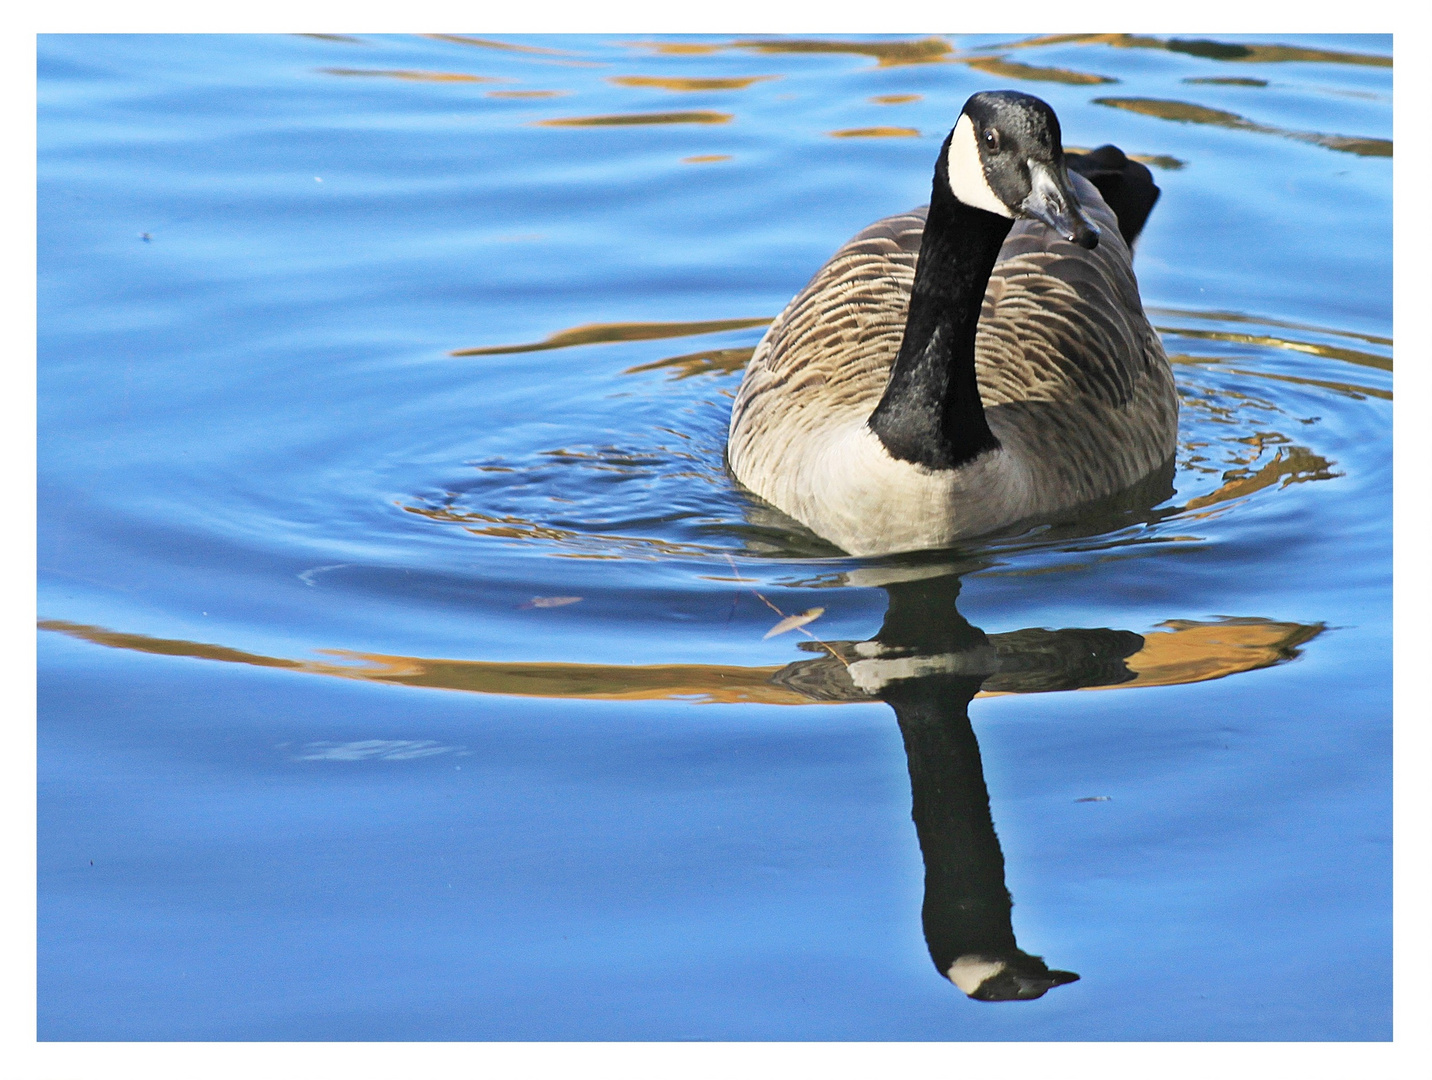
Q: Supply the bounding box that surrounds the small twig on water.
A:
[725,553,848,669]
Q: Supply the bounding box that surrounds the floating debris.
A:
[764,607,826,639]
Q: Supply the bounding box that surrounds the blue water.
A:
[38,33,1392,1040]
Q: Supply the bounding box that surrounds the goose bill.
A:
[1021,161,1100,249]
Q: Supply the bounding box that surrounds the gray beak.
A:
[1021,161,1100,249]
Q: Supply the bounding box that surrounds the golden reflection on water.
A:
[961,55,1117,86]
[1184,77,1269,87]
[422,34,574,57]
[829,127,921,139]
[1223,368,1390,402]
[37,616,1321,706]
[451,318,770,357]
[983,33,1392,68]
[1169,354,1389,402]
[1158,326,1392,371]
[870,94,922,105]
[609,75,778,91]
[623,346,755,379]
[1066,145,1186,170]
[1184,443,1339,512]
[1092,96,1392,157]
[438,304,1380,557]
[1149,307,1392,348]
[398,503,717,560]
[682,154,732,164]
[624,42,723,56]
[732,37,954,67]
[318,68,498,83]
[536,111,733,127]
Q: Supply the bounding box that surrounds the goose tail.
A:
[1067,145,1160,249]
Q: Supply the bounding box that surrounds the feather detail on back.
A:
[726,174,1177,556]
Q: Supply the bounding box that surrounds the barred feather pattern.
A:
[726,174,1177,556]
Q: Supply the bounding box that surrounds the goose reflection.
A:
[771,566,1154,1001]
[38,542,1322,1000]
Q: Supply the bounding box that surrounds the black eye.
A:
[982,128,1000,151]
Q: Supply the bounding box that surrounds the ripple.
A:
[982,33,1391,68]
[292,740,469,761]
[608,75,779,92]
[536,110,733,127]
[40,617,1322,705]
[622,346,755,380]
[828,126,921,139]
[1066,145,1186,170]
[961,56,1117,85]
[318,68,499,83]
[451,318,770,357]
[1092,96,1392,157]
[732,36,953,67]
[1183,77,1269,87]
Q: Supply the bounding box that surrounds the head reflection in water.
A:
[773,565,1149,1002]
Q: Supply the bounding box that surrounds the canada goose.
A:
[726,91,1178,556]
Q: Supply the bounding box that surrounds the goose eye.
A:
[982,128,1000,151]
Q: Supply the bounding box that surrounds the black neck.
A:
[868,143,1012,470]
[885,674,1021,970]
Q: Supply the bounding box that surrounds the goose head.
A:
[943,90,1100,249]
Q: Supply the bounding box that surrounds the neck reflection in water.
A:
[773,566,1155,1002]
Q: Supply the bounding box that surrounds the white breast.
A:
[737,418,1035,556]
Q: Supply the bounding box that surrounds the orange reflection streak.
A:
[829,127,921,138]
[318,68,499,83]
[609,75,778,91]
[536,111,733,127]
[732,37,953,67]
[1184,446,1340,512]
[1148,307,1392,349]
[625,43,723,56]
[961,56,1117,85]
[422,34,575,56]
[1157,326,1392,371]
[38,617,1321,706]
[1115,619,1324,689]
[451,318,771,357]
[622,346,755,380]
[1066,145,1186,171]
[1092,97,1391,158]
[977,34,1391,68]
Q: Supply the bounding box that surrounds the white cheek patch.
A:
[950,956,1008,991]
[946,115,1013,218]
[947,955,1007,994]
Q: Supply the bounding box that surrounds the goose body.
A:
[727,92,1178,556]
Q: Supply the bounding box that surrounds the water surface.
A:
[38,33,1392,1040]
